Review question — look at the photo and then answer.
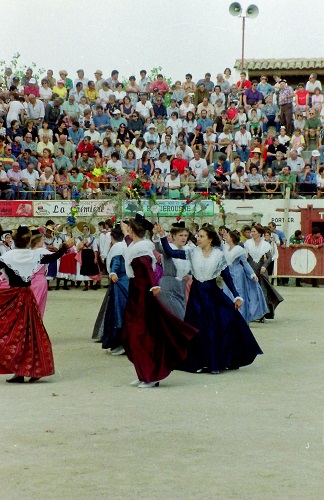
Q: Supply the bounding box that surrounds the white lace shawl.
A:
[187,246,227,282]
[125,239,156,278]
[0,248,52,282]
[223,244,247,265]
[244,239,271,264]
[169,243,191,281]
[106,241,127,274]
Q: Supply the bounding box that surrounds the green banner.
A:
[123,200,214,217]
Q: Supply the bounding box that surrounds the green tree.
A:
[0,52,45,82]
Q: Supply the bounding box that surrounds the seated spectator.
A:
[180,166,196,199]
[164,169,181,199]
[197,109,213,132]
[146,141,159,162]
[247,165,264,198]
[289,128,305,156]
[166,112,183,137]
[143,124,160,147]
[217,124,233,161]
[54,134,75,161]
[7,119,23,143]
[298,164,317,196]
[263,167,279,199]
[86,123,101,144]
[125,76,141,106]
[271,151,287,175]
[189,150,208,177]
[85,173,102,199]
[37,134,55,157]
[210,85,225,106]
[93,105,110,132]
[294,82,309,117]
[151,167,165,197]
[11,137,23,158]
[85,80,99,105]
[18,149,37,170]
[249,108,262,138]
[155,152,170,176]
[106,152,125,175]
[54,147,73,171]
[55,166,71,199]
[0,162,15,199]
[202,126,217,164]
[250,136,267,169]
[227,101,239,129]
[311,87,323,116]
[261,94,280,134]
[21,162,40,199]
[279,166,297,198]
[120,136,134,156]
[105,94,120,120]
[171,151,188,175]
[113,83,126,105]
[77,152,94,173]
[230,165,250,199]
[246,148,262,173]
[38,148,55,175]
[197,97,214,119]
[150,74,169,96]
[62,94,80,122]
[266,136,287,165]
[194,83,209,106]
[304,226,324,287]
[122,149,138,172]
[235,124,251,163]
[179,95,195,119]
[7,162,27,199]
[195,167,215,193]
[190,126,204,154]
[70,81,85,104]
[256,75,273,100]
[316,166,324,198]
[243,81,262,111]
[52,80,67,100]
[237,106,248,126]
[212,167,229,199]
[69,166,84,189]
[287,150,305,175]
[77,136,95,157]
[39,167,55,199]
[213,153,231,174]
[305,109,321,149]
[230,155,245,174]
[228,84,240,107]
[68,121,84,148]
[128,112,144,140]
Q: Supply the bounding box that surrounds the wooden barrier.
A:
[276,247,324,278]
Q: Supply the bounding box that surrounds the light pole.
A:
[229,3,259,73]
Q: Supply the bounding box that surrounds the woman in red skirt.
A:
[0,226,74,383]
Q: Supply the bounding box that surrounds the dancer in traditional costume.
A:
[75,222,101,291]
[92,224,129,354]
[120,214,197,388]
[0,230,14,256]
[223,230,269,323]
[0,226,74,383]
[244,224,283,319]
[43,224,59,287]
[152,222,191,320]
[56,224,77,290]
[30,233,49,318]
[156,223,263,374]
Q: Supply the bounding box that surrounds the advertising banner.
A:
[0,201,33,217]
[33,200,115,217]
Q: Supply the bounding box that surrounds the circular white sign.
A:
[290,249,317,275]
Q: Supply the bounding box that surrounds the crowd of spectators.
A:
[0,66,324,201]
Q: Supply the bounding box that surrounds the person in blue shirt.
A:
[213,154,231,174]
[298,164,317,196]
[93,105,111,132]
[197,109,213,133]
[18,149,38,170]
[68,121,84,148]
[268,221,286,246]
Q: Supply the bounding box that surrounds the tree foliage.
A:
[0,52,45,81]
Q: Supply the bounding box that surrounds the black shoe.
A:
[76,282,81,288]
[63,286,69,290]
[29,377,40,383]
[296,284,302,287]
[6,375,24,383]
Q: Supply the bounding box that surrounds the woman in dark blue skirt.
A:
[156,223,263,374]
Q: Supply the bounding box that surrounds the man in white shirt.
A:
[25,94,45,126]
[235,124,251,163]
[176,141,194,162]
[74,69,89,89]
[21,162,40,199]
[86,124,101,144]
[189,151,208,177]
[287,150,305,175]
[135,94,154,120]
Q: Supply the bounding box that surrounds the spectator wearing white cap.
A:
[143,124,159,147]
[110,109,127,132]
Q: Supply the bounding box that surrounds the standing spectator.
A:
[74,69,89,89]
[196,73,214,93]
[106,70,120,91]
[46,69,56,89]
[93,70,104,91]
[278,79,294,136]
[138,70,151,93]
[304,227,324,287]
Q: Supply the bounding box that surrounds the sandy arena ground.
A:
[1,285,323,500]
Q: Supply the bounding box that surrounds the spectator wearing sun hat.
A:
[24,78,40,98]
[94,70,104,91]
[53,80,68,100]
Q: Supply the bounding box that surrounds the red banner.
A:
[0,201,34,217]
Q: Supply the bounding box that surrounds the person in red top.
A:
[227,101,238,126]
[24,78,40,97]
[304,227,324,287]
[77,136,95,157]
[294,83,310,117]
[171,150,188,174]
[236,71,251,93]
[149,74,169,96]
